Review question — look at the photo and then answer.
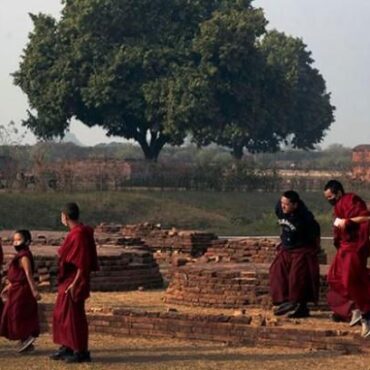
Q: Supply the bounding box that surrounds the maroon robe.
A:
[270,244,320,304]
[53,224,98,352]
[0,242,4,316]
[0,248,39,340]
[0,242,3,266]
[327,193,370,319]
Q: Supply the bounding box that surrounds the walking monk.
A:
[0,230,41,353]
[324,180,370,336]
[270,190,321,318]
[0,237,4,316]
[50,203,99,363]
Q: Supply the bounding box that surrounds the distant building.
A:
[0,155,17,188]
[352,145,370,182]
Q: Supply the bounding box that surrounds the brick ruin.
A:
[102,222,218,279]
[2,223,355,353]
[1,227,329,304]
[37,298,368,354]
[165,237,328,309]
[0,229,163,292]
[352,144,370,182]
[165,262,329,310]
[204,237,327,264]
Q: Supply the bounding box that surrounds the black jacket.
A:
[275,200,320,249]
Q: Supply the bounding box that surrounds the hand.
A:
[1,285,9,300]
[33,291,41,301]
[65,284,75,298]
[334,218,346,229]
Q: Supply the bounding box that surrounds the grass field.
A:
[1,189,370,236]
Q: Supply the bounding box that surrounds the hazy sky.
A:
[1,0,369,148]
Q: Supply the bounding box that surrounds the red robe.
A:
[0,248,39,340]
[0,243,4,316]
[327,193,370,318]
[270,244,320,304]
[53,224,98,352]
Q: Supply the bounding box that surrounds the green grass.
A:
[1,189,370,236]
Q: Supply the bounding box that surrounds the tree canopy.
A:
[14,0,335,160]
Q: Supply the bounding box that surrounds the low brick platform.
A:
[165,262,330,309]
[2,244,163,292]
[121,223,217,257]
[37,301,369,354]
[205,237,327,265]
[99,223,218,279]
[0,229,147,248]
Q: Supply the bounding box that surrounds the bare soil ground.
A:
[1,333,370,370]
[1,291,370,369]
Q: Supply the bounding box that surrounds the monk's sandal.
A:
[360,319,370,337]
[64,350,91,363]
[349,309,362,327]
[50,346,73,360]
[18,336,36,353]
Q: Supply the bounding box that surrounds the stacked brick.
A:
[165,238,327,308]
[94,223,217,279]
[122,223,217,257]
[91,249,163,291]
[0,228,148,251]
[38,303,367,353]
[165,263,271,308]
[204,238,277,264]
[165,236,327,309]
[1,245,163,292]
[205,237,327,265]
[165,262,329,309]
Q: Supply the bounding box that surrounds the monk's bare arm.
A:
[65,268,82,296]
[0,281,11,297]
[349,216,370,223]
[335,216,370,229]
[20,256,41,300]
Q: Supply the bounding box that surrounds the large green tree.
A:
[187,14,335,158]
[260,30,335,150]
[14,0,334,161]
[15,0,223,160]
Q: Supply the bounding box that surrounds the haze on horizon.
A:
[0,0,369,148]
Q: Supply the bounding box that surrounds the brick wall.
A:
[38,303,367,353]
[205,238,327,265]
[2,245,163,292]
[165,263,330,310]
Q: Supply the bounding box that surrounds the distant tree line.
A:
[0,141,353,192]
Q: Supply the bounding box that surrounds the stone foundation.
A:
[205,238,327,265]
[38,302,367,354]
[165,263,330,309]
[2,244,163,292]
[101,223,218,279]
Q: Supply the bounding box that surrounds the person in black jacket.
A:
[270,190,321,318]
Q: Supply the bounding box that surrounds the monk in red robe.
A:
[0,230,41,353]
[0,237,4,316]
[324,180,370,337]
[50,202,98,363]
[270,190,321,318]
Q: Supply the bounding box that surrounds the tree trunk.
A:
[231,145,244,160]
[137,131,168,161]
